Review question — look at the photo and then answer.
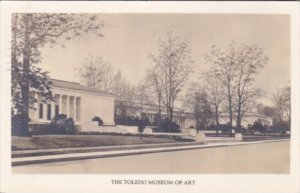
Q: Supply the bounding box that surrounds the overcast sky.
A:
[39,14,290,104]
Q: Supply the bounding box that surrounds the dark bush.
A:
[50,114,75,134]
[92,116,104,126]
[11,114,31,136]
[270,120,290,134]
[155,119,181,133]
[218,124,231,134]
[253,119,267,133]
[114,115,139,126]
[247,119,271,134]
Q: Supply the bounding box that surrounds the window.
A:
[55,105,59,116]
[39,103,43,119]
[47,104,51,120]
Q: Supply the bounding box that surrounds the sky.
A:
[39,14,290,104]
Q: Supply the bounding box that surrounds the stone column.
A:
[66,96,70,117]
[51,100,55,119]
[59,95,62,114]
[73,96,77,121]
[43,103,47,121]
[76,97,81,122]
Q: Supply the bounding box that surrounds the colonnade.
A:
[142,112,186,128]
[34,93,81,122]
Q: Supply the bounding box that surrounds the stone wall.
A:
[80,122,139,134]
[80,93,115,125]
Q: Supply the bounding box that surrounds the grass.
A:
[11,134,184,151]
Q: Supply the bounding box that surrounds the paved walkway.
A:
[13,140,290,174]
[12,139,289,166]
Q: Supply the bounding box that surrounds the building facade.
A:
[114,100,188,129]
[183,112,273,130]
[28,79,273,132]
[29,79,115,126]
[217,112,273,127]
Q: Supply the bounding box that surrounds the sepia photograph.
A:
[10,13,291,174]
[1,1,299,193]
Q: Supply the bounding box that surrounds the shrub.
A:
[114,115,139,126]
[247,119,271,134]
[50,114,75,134]
[218,124,231,134]
[92,116,104,126]
[155,119,181,133]
[11,114,31,136]
[270,120,290,134]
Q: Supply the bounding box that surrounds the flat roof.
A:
[50,79,114,96]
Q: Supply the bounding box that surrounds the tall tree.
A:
[202,70,226,136]
[11,13,103,136]
[185,83,212,132]
[204,43,239,136]
[78,55,113,92]
[205,43,267,135]
[145,66,164,126]
[234,44,267,132]
[149,32,193,131]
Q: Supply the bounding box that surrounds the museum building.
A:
[29,79,115,126]
[29,79,273,132]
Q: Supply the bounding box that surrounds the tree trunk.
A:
[169,106,173,132]
[236,99,242,133]
[20,17,31,137]
[139,101,143,119]
[215,106,219,136]
[158,97,161,126]
[20,82,30,137]
[227,84,233,136]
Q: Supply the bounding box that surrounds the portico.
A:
[29,79,115,125]
[31,93,81,123]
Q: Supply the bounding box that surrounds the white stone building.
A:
[183,112,273,130]
[114,100,188,129]
[28,78,273,133]
[29,79,115,126]
[217,112,273,127]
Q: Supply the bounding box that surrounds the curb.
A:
[12,142,200,157]
[12,139,289,166]
[12,137,239,157]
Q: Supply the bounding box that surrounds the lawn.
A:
[11,134,181,150]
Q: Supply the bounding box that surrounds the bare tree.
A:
[149,32,193,131]
[145,66,164,126]
[134,81,150,118]
[205,43,267,135]
[112,70,136,117]
[78,55,113,92]
[234,44,268,132]
[273,85,291,123]
[185,83,212,132]
[204,43,239,136]
[11,13,103,136]
[202,70,226,136]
